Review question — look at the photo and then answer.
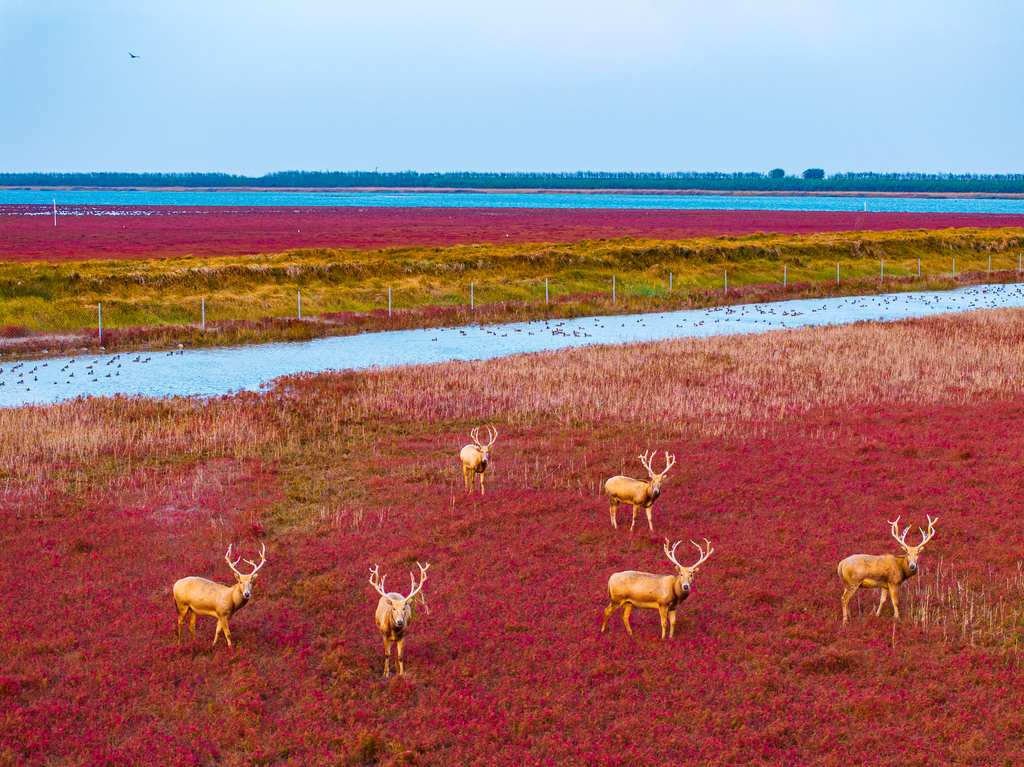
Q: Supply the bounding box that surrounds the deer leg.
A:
[875,588,888,617]
[658,606,669,640]
[621,603,634,635]
[382,638,392,679]
[396,638,405,676]
[479,469,486,496]
[175,602,188,643]
[645,504,654,532]
[888,584,901,621]
[602,600,622,633]
[222,621,233,648]
[188,611,198,640]
[463,464,471,493]
[668,609,678,639]
[629,505,639,532]
[608,499,619,529]
[840,584,859,624]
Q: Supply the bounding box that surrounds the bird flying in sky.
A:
[129,52,140,58]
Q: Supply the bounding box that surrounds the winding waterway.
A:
[1,284,1022,409]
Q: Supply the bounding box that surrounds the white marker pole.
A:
[545,277,549,305]
[612,275,616,304]
[202,297,205,331]
[98,303,102,344]
[471,282,474,310]
[918,259,921,277]
[670,272,673,292]
[725,270,728,294]
[836,263,839,284]
[53,199,57,227]
[953,259,956,279]
[881,259,884,282]
[389,286,392,317]
[298,291,301,320]
[784,265,787,286]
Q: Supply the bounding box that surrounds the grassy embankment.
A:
[1,227,1023,354]
[4,308,1024,764]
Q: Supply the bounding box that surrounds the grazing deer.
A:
[370,561,430,678]
[173,543,267,647]
[460,426,497,494]
[602,538,713,640]
[604,451,676,531]
[838,516,937,624]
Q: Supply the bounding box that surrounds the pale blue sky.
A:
[2,1,1022,175]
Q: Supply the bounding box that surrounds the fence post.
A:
[918,259,921,278]
[202,297,206,332]
[881,259,884,282]
[989,255,991,273]
[953,259,956,279]
[389,286,392,317]
[612,275,616,304]
[298,291,302,320]
[98,303,102,344]
[783,265,786,286]
[725,270,728,294]
[836,263,839,285]
[545,277,549,305]
[53,199,57,227]
[471,282,474,310]
[669,272,673,292]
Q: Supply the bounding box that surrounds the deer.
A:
[370,561,430,678]
[460,426,497,494]
[838,515,937,624]
[604,450,676,532]
[602,538,713,640]
[173,543,267,648]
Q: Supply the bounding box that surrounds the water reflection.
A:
[1,283,1022,408]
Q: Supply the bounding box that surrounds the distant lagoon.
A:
[5,189,1024,214]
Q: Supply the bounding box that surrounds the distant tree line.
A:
[4,169,1024,193]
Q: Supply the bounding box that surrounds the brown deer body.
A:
[602,538,713,639]
[173,543,267,647]
[370,562,430,678]
[460,426,497,494]
[604,451,676,531]
[838,516,937,624]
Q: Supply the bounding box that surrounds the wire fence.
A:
[2,257,1023,353]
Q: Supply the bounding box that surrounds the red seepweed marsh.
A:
[3,308,1024,765]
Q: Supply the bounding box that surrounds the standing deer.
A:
[602,538,713,640]
[838,516,937,624]
[604,451,676,531]
[173,543,267,647]
[460,426,497,494]
[370,561,430,678]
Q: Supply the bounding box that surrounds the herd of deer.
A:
[171,427,940,677]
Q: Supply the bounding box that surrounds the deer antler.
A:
[639,450,656,476]
[918,515,938,547]
[225,544,245,578]
[484,426,498,448]
[405,562,430,601]
[663,538,684,569]
[661,452,676,475]
[689,538,714,569]
[889,517,911,548]
[369,564,390,599]
[470,427,482,447]
[242,542,268,576]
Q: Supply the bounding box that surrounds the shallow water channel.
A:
[1,283,1022,409]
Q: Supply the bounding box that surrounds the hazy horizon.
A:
[3,1,1022,176]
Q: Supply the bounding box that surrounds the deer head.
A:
[639,451,676,500]
[663,538,713,592]
[889,515,937,572]
[370,562,430,630]
[225,542,267,599]
[470,426,497,460]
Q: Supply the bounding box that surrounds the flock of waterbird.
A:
[172,426,939,678]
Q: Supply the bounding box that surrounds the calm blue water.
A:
[4,189,1024,214]
[1,284,1021,409]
